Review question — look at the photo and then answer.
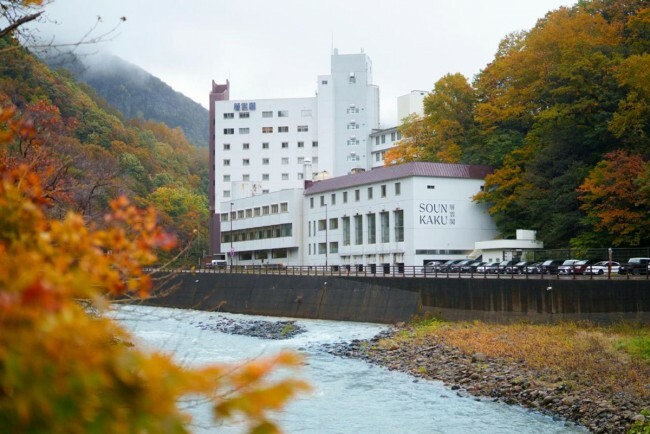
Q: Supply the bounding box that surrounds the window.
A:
[278,110,289,117]
[348,121,358,130]
[343,191,348,203]
[282,142,289,149]
[321,80,328,85]
[297,141,304,148]
[278,126,289,133]
[223,159,230,166]
[297,125,308,132]
[397,132,402,140]
[262,111,273,118]
[354,215,362,245]
[301,109,312,117]
[262,173,269,180]
[342,217,350,246]
[239,127,250,134]
[281,173,289,180]
[223,175,230,182]
[367,214,376,244]
[262,127,273,133]
[223,113,234,119]
[282,157,289,165]
[312,157,319,164]
[367,187,373,200]
[262,158,269,165]
[221,213,229,222]
[347,105,359,114]
[395,182,401,195]
[320,195,325,206]
[262,189,269,194]
[254,207,261,216]
[375,137,380,146]
[391,132,396,141]
[380,212,389,243]
[239,112,250,119]
[347,138,359,146]
[243,158,250,166]
[262,142,269,149]
[331,193,336,205]
[355,189,360,201]
[297,173,304,180]
[329,217,338,230]
[329,241,339,254]
[280,202,288,212]
[375,153,381,162]
[262,206,270,215]
[309,244,311,255]
[310,197,314,209]
[381,135,386,144]
[298,157,304,164]
[271,204,279,213]
[394,210,404,242]
[224,190,231,198]
[318,219,326,231]
[312,141,318,147]
[318,243,327,255]
[223,143,230,150]
[242,143,250,150]
[349,72,356,84]
[242,174,250,181]
[224,128,234,135]
[381,185,387,197]
[237,210,244,219]
[348,153,360,161]
[246,209,252,218]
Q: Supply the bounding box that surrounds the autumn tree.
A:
[577,150,650,246]
[0,108,309,433]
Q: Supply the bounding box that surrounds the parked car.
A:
[540,259,564,274]
[618,258,650,275]
[583,261,620,275]
[524,262,543,274]
[449,260,474,273]
[461,261,485,273]
[435,259,464,273]
[476,263,499,274]
[504,261,534,274]
[422,261,442,273]
[561,259,596,275]
[557,259,583,275]
[490,260,519,274]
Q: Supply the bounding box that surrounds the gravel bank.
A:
[326,328,648,434]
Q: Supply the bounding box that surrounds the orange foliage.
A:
[0,108,309,432]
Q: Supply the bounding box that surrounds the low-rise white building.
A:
[220,162,498,268]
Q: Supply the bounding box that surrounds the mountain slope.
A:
[48,53,209,148]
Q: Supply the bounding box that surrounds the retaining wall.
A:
[146,272,650,324]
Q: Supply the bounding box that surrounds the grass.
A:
[385,319,650,399]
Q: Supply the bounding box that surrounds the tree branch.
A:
[0,11,44,39]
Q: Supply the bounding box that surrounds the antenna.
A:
[331,31,334,54]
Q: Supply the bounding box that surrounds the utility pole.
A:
[325,203,328,270]
[230,202,234,269]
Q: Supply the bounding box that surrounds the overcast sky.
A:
[35,0,576,126]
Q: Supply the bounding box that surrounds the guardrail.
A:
[166,264,650,280]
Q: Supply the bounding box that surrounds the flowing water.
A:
[114,305,586,434]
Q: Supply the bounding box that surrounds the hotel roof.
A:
[304,162,493,195]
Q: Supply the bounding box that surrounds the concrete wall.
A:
[146,273,650,324]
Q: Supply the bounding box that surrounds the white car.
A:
[583,261,620,275]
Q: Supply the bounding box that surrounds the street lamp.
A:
[324,203,328,270]
[230,202,234,268]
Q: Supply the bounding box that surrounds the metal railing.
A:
[160,263,650,280]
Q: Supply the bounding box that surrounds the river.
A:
[113,305,586,434]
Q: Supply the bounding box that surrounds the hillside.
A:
[0,37,209,265]
[47,52,209,148]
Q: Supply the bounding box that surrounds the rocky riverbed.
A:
[191,316,306,340]
[325,327,648,434]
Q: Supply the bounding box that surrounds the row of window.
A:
[374,131,401,145]
[309,183,401,208]
[307,210,404,253]
[223,156,318,167]
[223,125,309,135]
[221,203,289,221]
[223,141,318,150]
[224,110,312,119]
[235,249,288,261]
[221,223,292,243]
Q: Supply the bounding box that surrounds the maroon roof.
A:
[304,162,493,195]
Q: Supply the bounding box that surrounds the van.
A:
[618,258,650,275]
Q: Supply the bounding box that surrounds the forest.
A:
[387,0,650,248]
